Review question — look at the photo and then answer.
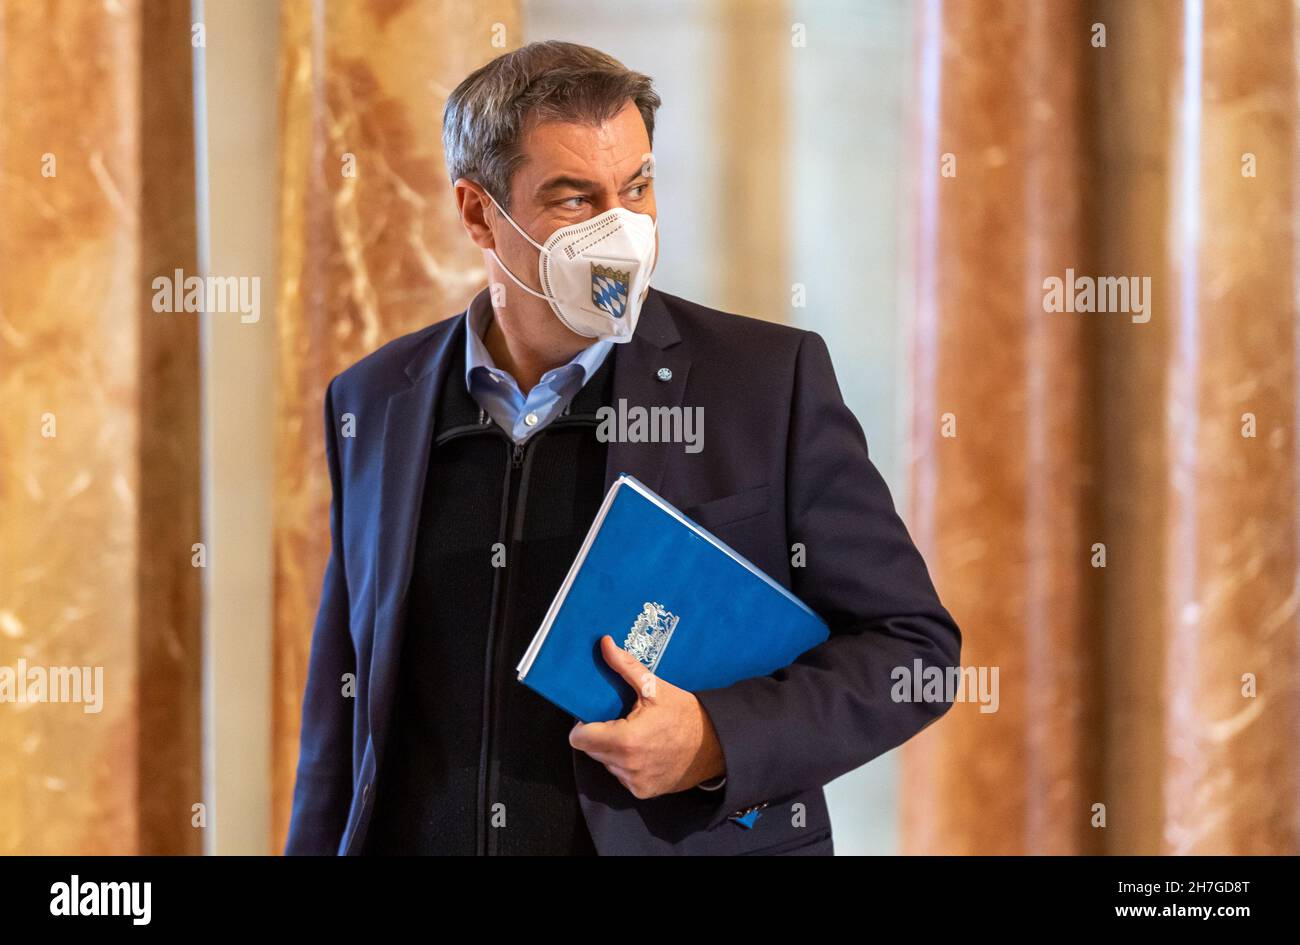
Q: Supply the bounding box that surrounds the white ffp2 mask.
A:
[484,191,658,342]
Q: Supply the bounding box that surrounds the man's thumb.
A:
[600,634,656,699]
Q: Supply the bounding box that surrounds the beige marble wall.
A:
[272,0,522,851]
[0,0,201,854]
[904,0,1300,855]
[202,0,281,856]
[716,0,790,322]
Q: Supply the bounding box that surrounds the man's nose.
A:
[591,193,622,215]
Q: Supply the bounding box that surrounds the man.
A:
[285,40,960,856]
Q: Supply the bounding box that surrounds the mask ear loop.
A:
[483,187,659,325]
[482,190,552,301]
[482,189,600,338]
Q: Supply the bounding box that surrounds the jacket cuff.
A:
[694,684,770,831]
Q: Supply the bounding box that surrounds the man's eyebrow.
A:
[535,175,599,196]
[620,166,650,188]
[535,167,651,197]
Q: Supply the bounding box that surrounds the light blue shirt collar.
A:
[463,293,613,443]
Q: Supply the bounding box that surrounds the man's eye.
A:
[561,195,587,208]
[627,184,648,199]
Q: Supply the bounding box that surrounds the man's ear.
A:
[453,178,496,250]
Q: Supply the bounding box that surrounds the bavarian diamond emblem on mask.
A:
[623,602,679,671]
[591,263,631,319]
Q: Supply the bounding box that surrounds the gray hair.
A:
[442,41,661,210]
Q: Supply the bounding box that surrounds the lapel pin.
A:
[656,367,672,382]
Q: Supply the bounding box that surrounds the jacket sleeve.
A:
[284,378,357,855]
[692,330,962,830]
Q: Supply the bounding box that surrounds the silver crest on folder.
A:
[622,602,679,672]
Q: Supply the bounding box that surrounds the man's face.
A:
[485,99,658,341]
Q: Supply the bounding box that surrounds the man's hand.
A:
[569,634,726,800]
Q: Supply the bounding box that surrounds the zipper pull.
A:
[512,442,524,468]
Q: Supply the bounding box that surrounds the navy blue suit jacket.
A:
[284,287,961,855]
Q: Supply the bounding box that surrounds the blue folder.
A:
[516,474,830,723]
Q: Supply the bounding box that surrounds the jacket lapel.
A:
[603,289,690,495]
[369,313,463,758]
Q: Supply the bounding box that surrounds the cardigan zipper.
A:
[477,434,530,855]
[472,415,598,854]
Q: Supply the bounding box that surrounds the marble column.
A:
[901,0,1101,855]
[1162,0,1299,855]
[1090,0,1180,857]
[903,0,1300,855]
[0,0,201,854]
[272,0,522,850]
